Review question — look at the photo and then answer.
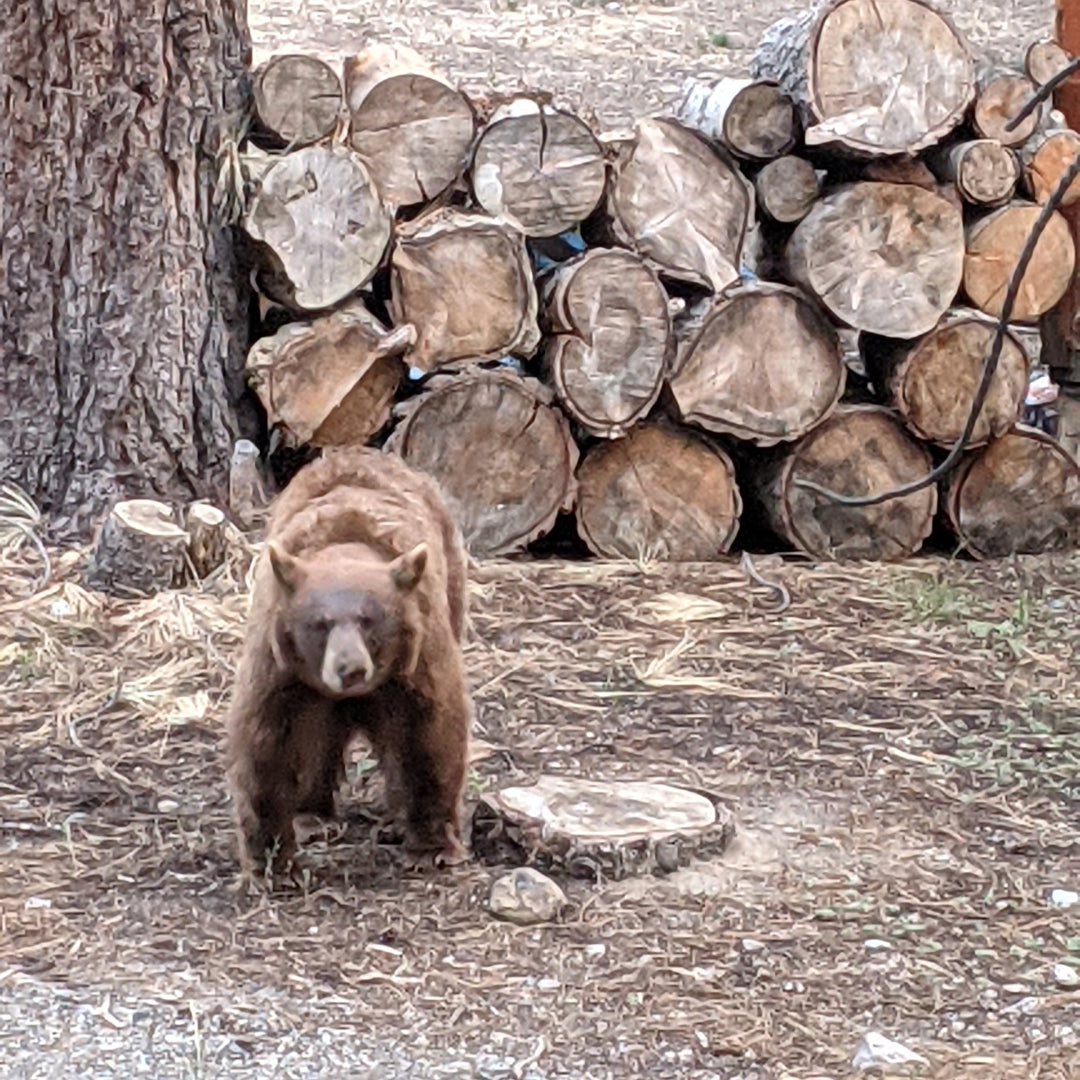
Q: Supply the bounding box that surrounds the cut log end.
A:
[471,777,736,880]
[754,155,821,223]
[933,140,1020,207]
[974,74,1041,148]
[1025,131,1080,207]
[575,424,742,561]
[185,502,230,579]
[945,427,1080,558]
[1026,39,1073,87]
[83,499,189,596]
[676,77,796,161]
[253,54,343,148]
[386,368,577,557]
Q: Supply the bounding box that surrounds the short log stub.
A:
[252,54,343,148]
[345,44,476,209]
[471,776,736,880]
[385,368,578,557]
[471,100,607,237]
[607,118,753,292]
[944,427,1080,558]
[785,182,965,338]
[575,424,742,561]
[929,140,1020,208]
[246,304,413,448]
[963,203,1077,322]
[974,73,1042,148]
[185,502,230,579]
[83,500,190,596]
[542,248,671,438]
[758,405,937,561]
[669,282,846,445]
[242,146,391,312]
[755,155,822,223]
[675,77,797,161]
[389,209,541,372]
[1025,131,1080,207]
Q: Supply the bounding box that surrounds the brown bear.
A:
[224,446,472,877]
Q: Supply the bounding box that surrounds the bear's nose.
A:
[337,657,373,688]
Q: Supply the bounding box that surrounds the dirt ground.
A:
[5,1,1080,1077]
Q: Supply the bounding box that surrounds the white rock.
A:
[584,943,606,958]
[852,1032,929,1071]
[489,868,568,926]
[1052,963,1079,990]
[1049,888,1079,909]
[740,937,766,953]
[864,938,893,952]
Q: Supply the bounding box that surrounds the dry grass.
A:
[2,535,1078,1076]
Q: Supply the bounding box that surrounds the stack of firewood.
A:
[235,0,1080,564]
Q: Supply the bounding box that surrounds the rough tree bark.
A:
[1,0,251,535]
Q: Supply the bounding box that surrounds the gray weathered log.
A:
[669,283,845,445]
[754,155,822,223]
[928,140,1020,207]
[785,182,965,337]
[606,118,754,292]
[389,209,541,372]
[674,76,797,161]
[472,99,607,237]
[345,43,476,209]
[575,424,742,560]
[252,54,343,148]
[541,249,671,438]
[750,0,975,157]
[243,145,391,312]
[84,500,190,595]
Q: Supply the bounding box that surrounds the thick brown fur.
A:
[224,447,472,879]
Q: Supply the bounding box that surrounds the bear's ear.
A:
[390,543,428,593]
[267,542,304,594]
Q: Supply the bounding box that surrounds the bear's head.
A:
[266,541,427,698]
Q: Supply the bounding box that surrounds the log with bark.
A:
[754,155,822,223]
[243,146,391,312]
[943,426,1080,558]
[246,303,414,448]
[963,202,1076,322]
[668,282,845,445]
[541,249,671,438]
[785,182,965,337]
[606,118,754,292]
[471,99,607,237]
[674,77,797,161]
[574,423,742,561]
[345,44,476,209]
[752,405,937,560]
[863,310,1029,446]
[928,140,1020,208]
[385,368,577,556]
[750,0,975,157]
[185,501,230,579]
[973,72,1042,148]
[83,500,190,595]
[252,54,343,148]
[1024,130,1080,207]
[389,209,541,372]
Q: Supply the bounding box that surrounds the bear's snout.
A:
[319,624,375,695]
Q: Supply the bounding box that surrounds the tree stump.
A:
[943,426,1080,558]
[471,99,607,237]
[252,54,343,149]
[389,209,540,372]
[863,310,1028,447]
[973,73,1042,148]
[471,777,735,880]
[83,500,189,595]
[755,155,822,223]
[675,77,797,161]
[606,118,754,292]
[668,283,845,445]
[750,0,975,157]
[1026,39,1072,87]
[541,249,671,438]
[928,140,1020,208]
[246,304,413,448]
[963,202,1076,322]
[785,182,964,338]
[385,368,577,557]
[575,424,741,560]
[345,44,475,209]
[754,405,937,561]
[185,502,230,579]
[1024,131,1080,208]
[243,146,391,312]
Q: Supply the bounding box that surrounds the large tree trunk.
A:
[0,0,251,536]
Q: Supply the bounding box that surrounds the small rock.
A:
[740,937,766,953]
[852,1032,929,1071]
[489,868,568,926]
[1050,888,1079,909]
[584,943,606,958]
[156,798,180,814]
[537,977,560,991]
[1052,963,1079,990]
[864,938,893,952]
